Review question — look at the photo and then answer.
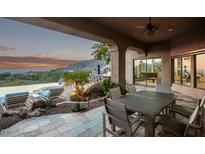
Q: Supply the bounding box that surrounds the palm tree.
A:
[91,43,111,64]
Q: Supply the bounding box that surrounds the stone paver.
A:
[0,106,105,137]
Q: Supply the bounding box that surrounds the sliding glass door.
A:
[134,58,162,87]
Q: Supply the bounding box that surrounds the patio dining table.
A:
[113,91,176,137]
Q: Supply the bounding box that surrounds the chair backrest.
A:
[155,84,171,94]
[5,92,29,107]
[104,98,130,129]
[199,96,205,108]
[48,87,64,98]
[109,87,122,99]
[188,104,200,125]
[126,84,137,94]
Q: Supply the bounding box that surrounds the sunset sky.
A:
[0,18,98,60]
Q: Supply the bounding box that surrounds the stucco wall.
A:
[146,27,205,98]
[170,26,205,56]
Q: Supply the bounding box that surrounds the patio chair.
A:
[170,96,205,119]
[109,87,122,99]
[109,87,136,115]
[37,87,64,102]
[155,84,171,94]
[0,92,29,109]
[126,84,137,95]
[103,98,144,137]
[157,104,202,136]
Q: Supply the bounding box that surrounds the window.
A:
[196,54,205,89]
[174,58,182,84]
[134,58,162,87]
[173,56,191,86]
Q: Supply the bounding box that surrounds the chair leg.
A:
[103,113,106,137]
[111,124,116,132]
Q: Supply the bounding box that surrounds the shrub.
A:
[71,103,85,112]
[100,79,118,94]
[45,99,56,110]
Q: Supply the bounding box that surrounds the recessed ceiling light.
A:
[168,28,173,32]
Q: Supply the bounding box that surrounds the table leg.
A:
[144,115,154,137]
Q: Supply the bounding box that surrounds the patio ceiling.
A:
[9,17,145,52]
[87,17,205,43]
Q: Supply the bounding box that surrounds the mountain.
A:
[66,59,107,71]
[0,56,77,69]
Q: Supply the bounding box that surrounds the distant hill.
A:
[66,59,106,71]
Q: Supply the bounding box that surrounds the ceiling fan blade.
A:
[135,25,145,29]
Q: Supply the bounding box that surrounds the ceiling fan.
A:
[134,17,173,37]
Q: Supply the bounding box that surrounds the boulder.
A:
[2,110,20,117]
[83,83,105,100]
[0,104,4,118]
[18,108,29,119]
[28,108,45,117]
[25,96,47,111]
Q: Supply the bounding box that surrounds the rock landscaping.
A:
[0,98,104,131]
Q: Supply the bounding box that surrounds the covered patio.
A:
[2,17,205,137]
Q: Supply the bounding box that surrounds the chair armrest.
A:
[189,124,201,129]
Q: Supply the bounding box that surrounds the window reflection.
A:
[196,54,205,89]
[134,59,146,86]
[174,58,181,84]
[173,57,191,86]
[182,57,191,86]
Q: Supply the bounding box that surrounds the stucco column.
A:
[125,50,139,84]
[109,43,126,90]
[161,56,171,85]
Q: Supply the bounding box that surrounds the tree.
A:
[91,43,111,64]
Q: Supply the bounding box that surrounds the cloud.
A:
[36,50,66,59]
[0,44,16,52]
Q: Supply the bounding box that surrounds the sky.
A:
[0,18,98,60]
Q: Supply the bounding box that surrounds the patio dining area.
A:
[0,85,203,137]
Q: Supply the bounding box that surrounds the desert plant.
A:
[71,103,85,112]
[45,99,56,110]
[64,70,90,101]
[91,43,111,64]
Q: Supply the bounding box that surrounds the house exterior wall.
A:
[133,27,205,98]
[169,27,205,98]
